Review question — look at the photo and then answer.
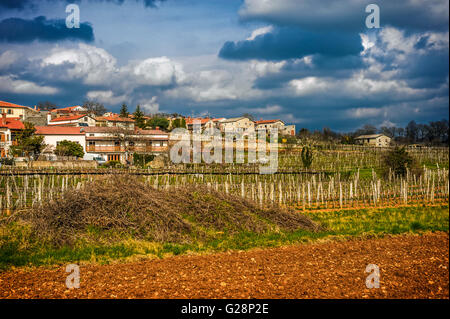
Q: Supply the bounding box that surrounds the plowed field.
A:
[1,232,448,299]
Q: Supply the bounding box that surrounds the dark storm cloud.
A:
[254,54,365,89]
[398,51,449,89]
[239,0,449,32]
[219,27,363,61]
[0,0,33,9]
[0,0,166,10]
[0,16,94,43]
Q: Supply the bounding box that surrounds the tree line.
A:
[297,119,449,146]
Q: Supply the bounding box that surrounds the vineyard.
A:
[1,146,448,213]
[0,146,448,299]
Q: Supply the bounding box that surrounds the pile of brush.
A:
[5,175,320,246]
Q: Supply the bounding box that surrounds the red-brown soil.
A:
[0,232,448,299]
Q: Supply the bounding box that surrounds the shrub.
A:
[101,160,123,168]
[301,146,313,169]
[55,140,84,158]
[382,146,419,177]
[0,158,14,166]
[133,153,155,168]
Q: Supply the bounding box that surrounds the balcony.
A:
[86,146,124,152]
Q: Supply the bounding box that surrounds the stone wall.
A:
[15,160,98,169]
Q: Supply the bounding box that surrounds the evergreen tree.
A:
[134,105,146,129]
[120,103,129,118]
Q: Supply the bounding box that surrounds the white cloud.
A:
[86,90,127,105]
[140,96,159,113]
[347,107,384,119]
[289,77,330,95]
[0,75,58,95]
[0,50,19,70]
[290,74,424,98]
[253,104,283,114]
[130,56,185,86]
[246,25,273,40]
[41,43,118,85]
[250,60,286,76]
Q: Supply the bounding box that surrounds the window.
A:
[7,109,13,114]
[108,154,120,161]
[88,141,95,146]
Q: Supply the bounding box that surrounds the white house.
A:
[355,134,391,147]
[48,114,96,127]
[83,126,169,163]
[219,117,255,132]
[255,119,285,130]
[35,126,87,157]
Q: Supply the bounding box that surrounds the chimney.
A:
[47,113,52,125]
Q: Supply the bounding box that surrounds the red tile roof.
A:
[96,115,135,122]
[50,114,87,122]
[50,105,85,113]
[255,119,284,124]
[0,100,29,109]
[0,117,25,130]
[35,126,85,135]
[137,129,168,135]
[185,118,212,125]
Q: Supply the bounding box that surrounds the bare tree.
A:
[82,100,107,116]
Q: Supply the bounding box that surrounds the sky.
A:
[0,0,448,131]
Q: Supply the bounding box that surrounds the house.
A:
[0,113,25,158]
[185,117,215,132]
[83,126,169,163]
[255,119,285,130]
[0,100,39,120]
[35,126,87,158]
[95,114,135,130]
[254,119,296,136]
[50,105,88,115]
[355,134,391,147]
[212,118,226,129]
[282,124,296,136]
[218,117,255,133]
[48,114,97,127]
